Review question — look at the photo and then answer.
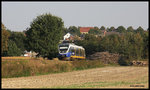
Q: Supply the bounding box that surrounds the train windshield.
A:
[59,44,69,53]
[60,49,68,53]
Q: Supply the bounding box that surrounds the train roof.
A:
[59,43,84,50]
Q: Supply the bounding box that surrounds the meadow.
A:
[2,56,110,78]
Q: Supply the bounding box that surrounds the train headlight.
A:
[71,52,75,55]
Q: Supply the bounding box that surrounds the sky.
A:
[2,1,149,31]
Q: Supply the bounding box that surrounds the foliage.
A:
[127,26,134,32]
[75,28,148,64]
[136,26,144,33]
[88,28,101,35]
[9,31,26,54]
[6,40,22,56]
[116,26,126,33]
[62,27,68,39]
[75,34,101,56]
[100,26,106,30]
[108,26,115,32]
[1,23,10,56]
[67,26,81,36]
[25,13,64,59]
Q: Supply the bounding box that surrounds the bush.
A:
[118,55,132,66]
[72,60,105,70]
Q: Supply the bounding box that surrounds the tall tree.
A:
[6,40,22,56]
[100,26,106,30]
[25,13,64,59]
[116,26,126,33]
[127,26,134,32]
[136,26,144,34]
[1,23,10,56]
[68,26,81,36]
[88,28,101,35]
[75,34,100,56]
[9,31,26,54]
[109,26,115,32]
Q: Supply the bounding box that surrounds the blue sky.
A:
[2,1,148,31]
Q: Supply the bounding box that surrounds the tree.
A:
[136,26,144,34]
[106,27,110,32]
[75,34,100,56]
[141,31,149,59]
[116,26,126,33]
[25,13,64,59]
[6,40,22,56]
[9,31,26,54]
[1,23,10,56]
[100,34,120,53]
[94,26,99,30]
[127,26,134,32]
[88,29,101,35]
[130,33,144,60]
[109,26,115,32]
[100,26,106,30]
[67,26,81,36]
[88,27,101,35]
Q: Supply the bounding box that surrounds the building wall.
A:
[81,32,88,34]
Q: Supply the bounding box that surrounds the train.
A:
[58,42,86,60]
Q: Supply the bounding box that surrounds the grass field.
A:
[52,77,148,88]
[2,57,148,89]
[1,57,108,78]
[2,56,44,60]
[2,66,148,89]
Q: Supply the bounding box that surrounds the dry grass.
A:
[1,56,45,61]
[1,59,72,78]
[2,56,26,59]
[1,57,107,78]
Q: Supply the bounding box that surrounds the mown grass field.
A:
[52,77,148,88]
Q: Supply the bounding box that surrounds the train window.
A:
[79,49,80,56]
[82,49,84,57]
[83,50,85,57]
[71,47,75,56]
[80,49,82,56]
[71,47,74,52]
[81,49,83,56]
[76,48,78,56]
[78,49,80,56]
[60,49,68,53]
[76,48,79,56]
[69,47,72,52]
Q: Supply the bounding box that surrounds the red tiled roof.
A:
[80,27,94,32]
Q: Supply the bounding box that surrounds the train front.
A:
[58,43,71,60]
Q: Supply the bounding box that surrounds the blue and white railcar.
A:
[58,43,85,60]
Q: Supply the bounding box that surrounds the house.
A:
[23,50,38,57]
[80,27,94,34]
[63,33,74,41]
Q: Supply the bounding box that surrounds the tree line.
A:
[1,13,149,61]
[75,30,148,65]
